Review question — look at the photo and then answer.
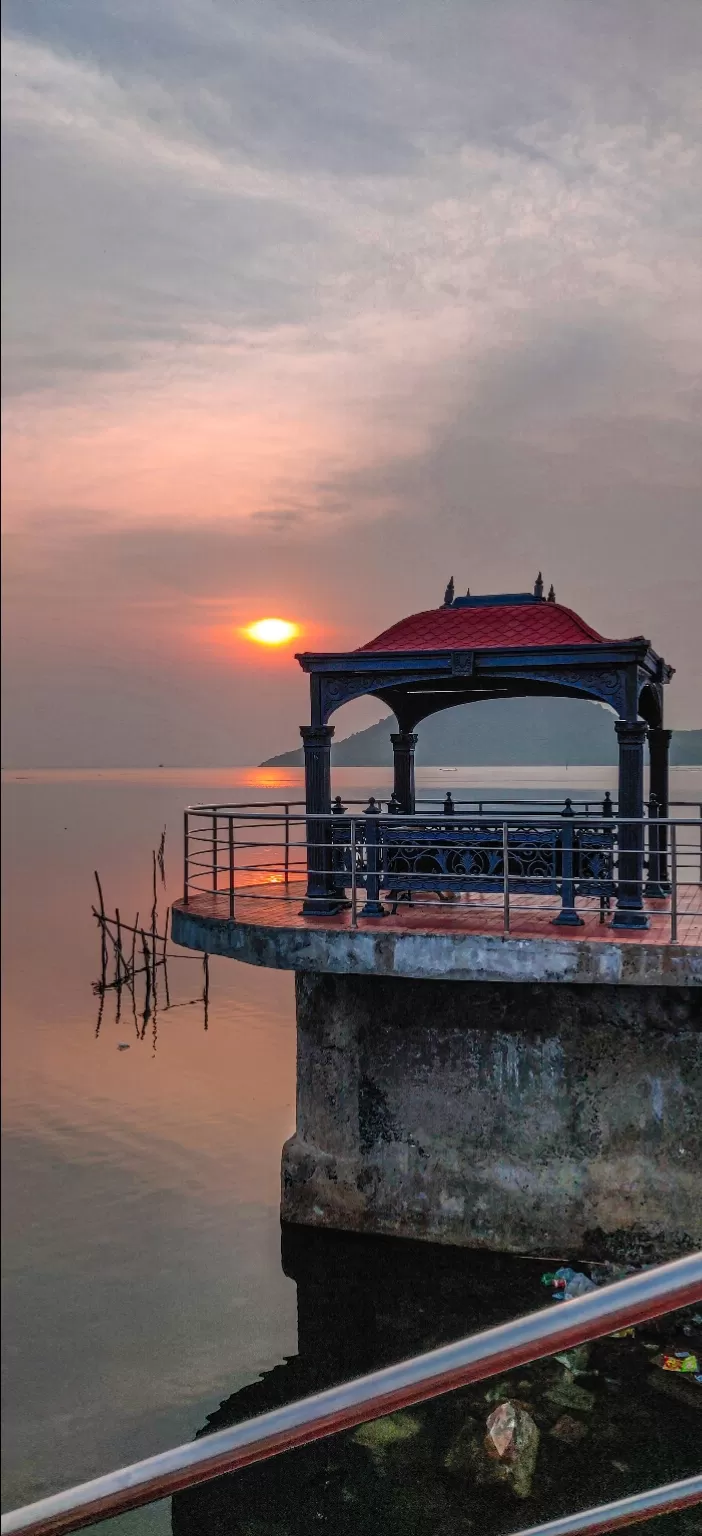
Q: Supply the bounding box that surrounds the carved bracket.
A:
[320,671,442,721]
[500,666,627,716]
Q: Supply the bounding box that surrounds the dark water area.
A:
[2,769,701,1535]
[175,1229,702,1536]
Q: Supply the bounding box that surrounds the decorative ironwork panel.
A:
[574,828,616,898]
[498,666,627,716]
[379,823,560,894]
[331,816,617,910]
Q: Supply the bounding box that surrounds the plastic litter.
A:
[610,1327,636,1339]
[543,1267,599,1301]
[542,1268,577,1289]
[655,1352,698,1373]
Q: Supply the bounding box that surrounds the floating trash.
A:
[542,1267,599,1301]
[654,1352,698,1374]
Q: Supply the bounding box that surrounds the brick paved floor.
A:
[180,880,702,947]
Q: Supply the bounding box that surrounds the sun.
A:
[244,617,299,646]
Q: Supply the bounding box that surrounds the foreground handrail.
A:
[509,1476,702,1536]
[3,1254,701,1536]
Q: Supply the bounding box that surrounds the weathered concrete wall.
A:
[171,902,702,986]
[282,973,702,1261]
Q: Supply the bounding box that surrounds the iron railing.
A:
[2,1253,701,1536]
[180,803,702,941]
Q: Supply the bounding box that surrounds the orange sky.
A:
[3,1,701,764]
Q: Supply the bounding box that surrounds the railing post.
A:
[648,726,672,889]
[363,800,385,917]
[330,796,351,906]
[350,818,358,927]
[284,803,290,887]
[553,799,584,926]
[183,811,190,905]
[228,816,235,919]
[212,814,218,893]
[502,821,510,934]
[670,821,677,943]
[646,793,666,898]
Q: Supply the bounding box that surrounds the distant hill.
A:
[262,698,702,767]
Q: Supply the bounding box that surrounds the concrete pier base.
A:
[282,973,702,1262]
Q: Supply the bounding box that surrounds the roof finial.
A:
[443,576,455,607]
[534,571,544,600]
[547,583,556,602]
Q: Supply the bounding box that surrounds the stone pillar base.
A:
[281,973,702,1262]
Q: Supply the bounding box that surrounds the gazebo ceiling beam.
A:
[300,637,670,726]
[375,682,621,732]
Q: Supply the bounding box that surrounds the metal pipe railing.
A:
[181,808,702,943]
[3,1254,701,1536]
[509,1476,702,1536]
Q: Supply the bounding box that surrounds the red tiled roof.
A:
[359,602,608,652]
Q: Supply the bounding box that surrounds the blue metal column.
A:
[390,731,418,815]
[647,726,672,896]
[300,724,337,914]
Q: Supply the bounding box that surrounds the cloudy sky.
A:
[2,0,701,765]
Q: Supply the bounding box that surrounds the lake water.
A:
[2,766,701,1534]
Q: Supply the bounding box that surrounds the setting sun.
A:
[244,618,299,646]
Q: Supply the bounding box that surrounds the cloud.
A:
[2,0,701,760]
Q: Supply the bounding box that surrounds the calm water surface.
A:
[3,767,701,1533]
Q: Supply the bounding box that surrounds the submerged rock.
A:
[554,1343,592,1375]
[549,1414,588,1444]
[545,1378,596,1413]
[485,1378,519,1403]
[446,1402,540,1499]
[353,1410,423,1460]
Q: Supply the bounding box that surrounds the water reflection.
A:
[2,777,298,1511]
[3,770,700,1515]
[173,1228,702,1536]
[92,835,210,1051]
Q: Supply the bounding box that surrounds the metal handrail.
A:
[186,811,701,822]
[180,806,702,940]
[186,798,701,813]
[3,1254,701,1536]
[508,1478,702,1536]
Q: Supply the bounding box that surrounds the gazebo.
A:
[296,576,674,928]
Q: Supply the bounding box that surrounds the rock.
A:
[487,1402,520,1458]
[554,1343,591,1375]
[446,1403,540,1499]
[485,1378,519,1403]
[353,1410,422,1459]
[484,1402,540,1499]
[444,1421,483,1477]
[549,1414,588,1444]
[545,1378,596,1413]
